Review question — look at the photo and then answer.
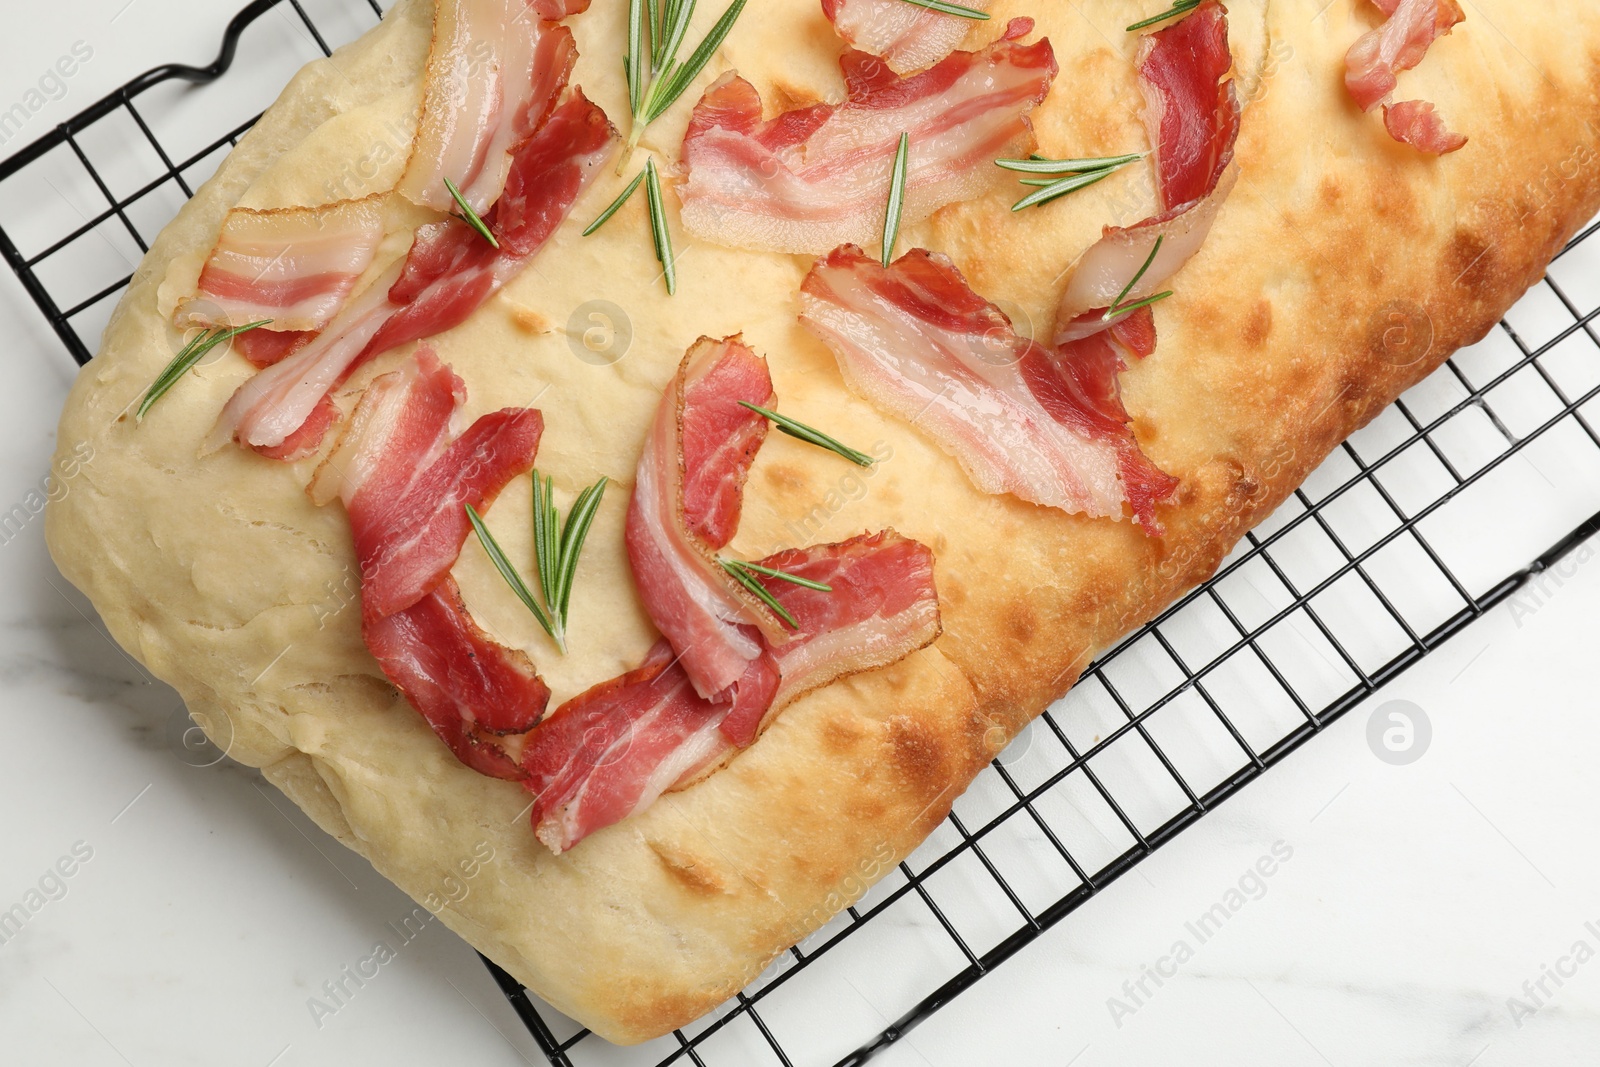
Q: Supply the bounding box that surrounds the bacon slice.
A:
[1055,1,1239,336]
[309,347,543,622]
[525,532,939,852]
[530,0,591,16]
[1345,0,1463,113]
[212,91,615,458]
[820,0,992,74]
[365,577,550,780]
[1046,328,1179,534]
[233,329,315,368]
[1383,99,1467,155]
[802,244,1175,530]
[1052,169,1238,342]
[522,643,724,851]
[177,197,386,334]
[722,531,940,744]
[311,346,549,779]
[396,0,577,213]
[678,19,1056,254]
[625,336,787,704]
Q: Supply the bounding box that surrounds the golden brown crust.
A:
[44,0,1600,1043]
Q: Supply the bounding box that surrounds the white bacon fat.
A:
[396,0,577,213]
[820,0,993,74]
[178,196,386,334]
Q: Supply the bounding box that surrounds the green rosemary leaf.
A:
[882,132,910,268]
[738,401,875,467]
[137,319,270,421]
[531,473,560,612]
[1009,168,1118,211]
[995,152,1143,175]
[555,477,608,617]
[443,176,499,248]
[643,0,748,126]
[737,560,832,592]
[1104,234,1165,318]
[583,169,648,236]
[626,0,645,117]
[652,0,697,98]
[1103,290,1174,319]
[644,157,676,295]
[1127,0,1199,32]
[720,559,799,629]
[896,0,990,18]
[646,0,661,71]
[466,504,555,638]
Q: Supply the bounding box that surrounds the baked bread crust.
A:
[44,0,1600,1043]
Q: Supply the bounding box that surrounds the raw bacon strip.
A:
[177,197,386,334]
[233,329,315,368]
[1345,0,1463,113]
[365,577,550,780]
[820,0,992,75]
[1046,328,1179,534]
[523,642,727,851]
[1383,99,1467,155]
[1051,169,1238,341]
[625,336,787,703]
[525,532,940,852]
[1055,1,1239,335]
[530,0,591,16]
[678,19,1056,254]
[309,346,544,622]
[311,347,549,779]
[722,531,939,744]
[396,0,577,213]
[801,244,1175,531]
[212,91,615,457]
[255,395,340,461]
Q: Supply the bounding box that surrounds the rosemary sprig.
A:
[644,157,676,295]
[1011,169,1119,211]
[738,401,875,467]
[443,176,499,248]
[719,558,799,629]
[466,503,554,633]
[1102,235,1173,320]
[998,152,1143,211]
[895,0,990,18]
[1127,0,1199,32]
[995,152,1144,174]
[532,472,609,651]
[465,473,609,654]
[137,319,270,421]
[582,169,647,236]
[625,0,748,153]
[736,560,832,592]
[882,132,910,268]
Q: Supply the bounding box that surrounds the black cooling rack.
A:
[5,2,1599,1064]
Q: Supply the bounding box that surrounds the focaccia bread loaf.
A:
[45,0,1600,1043]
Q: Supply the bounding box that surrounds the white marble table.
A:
[2,4,1598,1065]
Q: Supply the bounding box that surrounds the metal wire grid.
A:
[4,2,1598,1064]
